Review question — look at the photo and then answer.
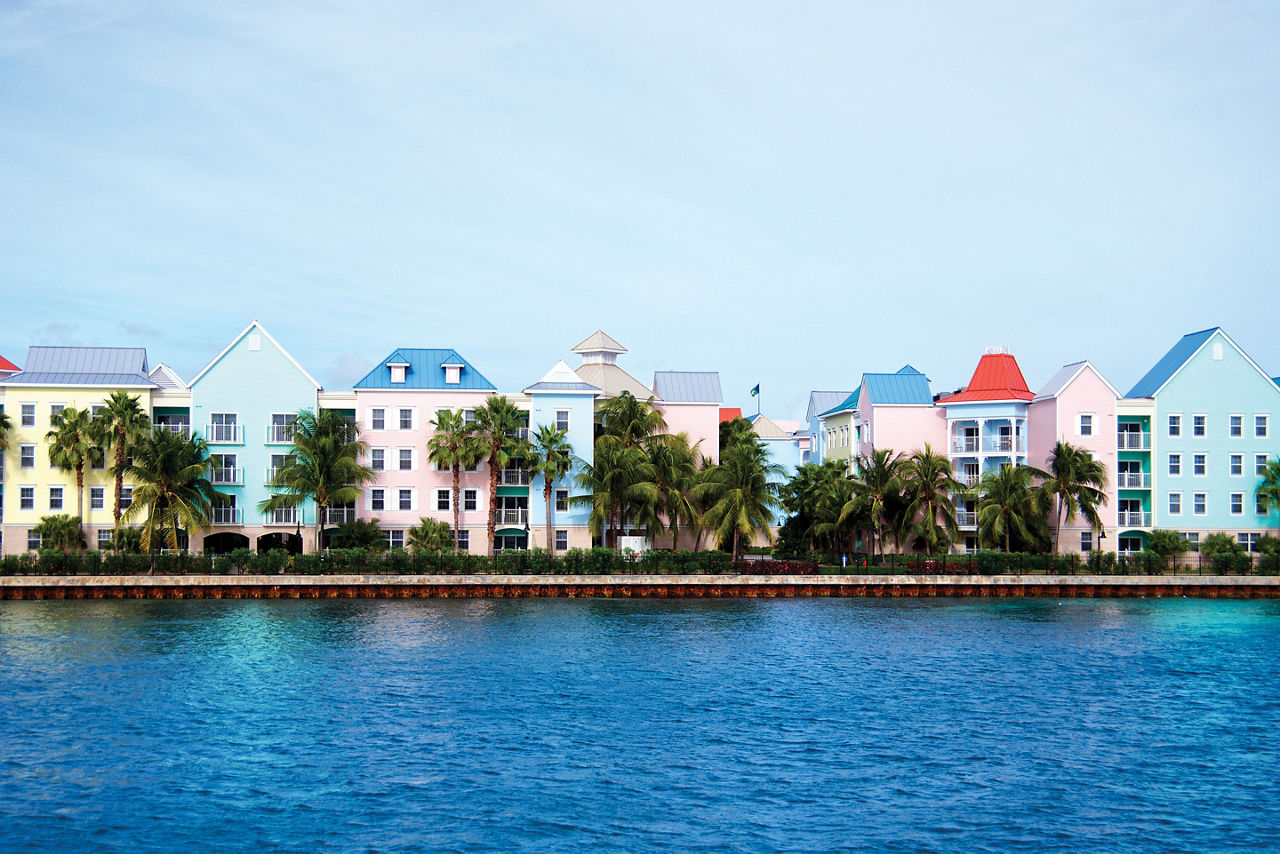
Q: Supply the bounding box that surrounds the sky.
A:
[2,1,1278,418]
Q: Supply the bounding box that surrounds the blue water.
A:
[1,598,1278,852]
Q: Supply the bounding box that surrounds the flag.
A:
[750,384,760,397]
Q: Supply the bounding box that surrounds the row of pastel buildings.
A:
[0,323,724,556]
[803,327,1280,555]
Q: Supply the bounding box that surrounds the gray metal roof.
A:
[653,371,722,403]
[525,381,600,393]
[2,372,156,387]
[25,346,149,375]
[806,391,852,421]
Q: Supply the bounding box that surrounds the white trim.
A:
[1167,413,1182,437]
[1229,492,1244,515]
[1168,453,1181,476]
[1191,413,1207,437]
[1228,413,1244,438]
[1192,492,1207,515]
[1033,361,1123,402]
[1145,328,1280,400]
[1229,453,1244,477]
[188,320,322,390]
[1168,491,1182,516]
[1256,414,1270,438]
[396,487,415,512]
[1192,452,1207,477]
[397,447,415,472]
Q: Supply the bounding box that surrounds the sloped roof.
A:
[937,353,1033,404]
[806,391,852,421]
[355,348,495,390]
[0,355,18,373]
[149,363,186,390]
[1033,361,1120,402]
[720,407,743,422]
[525,359,601,394]
[748,413,793,440]
[574,362,657,399]
[191,320,321,389]
[653,371,722,403]
[571,330,627,354]
[897,364,923,375]
[1,346,155,387]
[864,371,936,405]
[1124,328,1217,399]
[819,387,860,417]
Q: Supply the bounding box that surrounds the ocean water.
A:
[0,597,1277,852]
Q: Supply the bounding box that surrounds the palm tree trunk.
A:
[316,500,326,554]
[1054,494,1065,556]
[452,464,462,549]
[487,451,499,556]
[114,435,125,552]
[75,463,85,551]
[544,481,554,556]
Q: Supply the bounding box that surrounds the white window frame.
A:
[97,530,113,549]
[1238,532,1259,553]
[398,488,414,512]
[20,402,35,427]
[1258,495,1269,516]
[1078,413,1094,437]
[19,486,34,510]
[1228,414,1243,438]
[1230,454,1243,477]
[1168,453,1181,476]
[1168,414,1181,437]
[386,529,405,550]
[371,408,385,431]
[90,486,105,510]
[398,448,414,471]
[1192,453,1206,477]
[455,530,470,551]
[1080,531,1093,552]
[49,486,63,510]
[1168,492,1182,516]
[555,410,570,432]
[464,489,478,512]
[19,444,35,469]
[120,487,133,510]
[50,403,66,422]
[1258,454,1270,477]
[555,489,569,512]
[1192,414,1206,437]
[1181,532,1200,552]
[1193,493,1206,515]
[1230,492,1244,515]
[436,489,451,512]
[1257,414,1270,438]
[398,408,414,430]
[27,530,41,551]
[370,488,385,512]
[555,530,568,551]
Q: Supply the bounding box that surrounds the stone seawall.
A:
[1,574,1278,599]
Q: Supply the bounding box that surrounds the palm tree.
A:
[648,432,702,551]
[694,430,781,561]
[122,428,221,562]
[598,391,667,450]
[261,409,376,552]
[0,409,11,452]
[472,396,531,556]
[1038,442,1106,554]
[427,409,485,547]
[33,514,86,552]
[976,464,1041,552]
[46,406,103,547]
[572,442,655,549]
[1256,456,1280,523]
[900,444,964,554]
[407,517,456,552]
[526,424,574,553]
[839,449,904,560]
[96,391,152,550]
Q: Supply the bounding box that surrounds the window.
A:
[1230,493,1244,515]
[1258,496,1268,516]
[370,448,384,471]
[444,365,461,384]
[1193,493,1206,515]
[1168,414,1181,437]
[19,487,34,510]
[91,451,105,470]
[464,489,478,512]
[1212,342,1223,360]
[455,530,470,551]
[556,410,570,432]
[49,487,63,510]
[120,487,132,510]
[555,530,568,551]
[371,408,385,430]
[1168,454,1181,476]
[1192,415,1205,437]
[1230,454,1243,476]
[371,489,385,512]
[1168,493,1181,515]
[19,444,35,468]
[386,530,405,550]
[398,489,412,511]
[1258,415,1270,438]
[90,487,105,510]
[399,408,413,430]
[50,403,65,421]
[437,489,450,511]
[1181,532,1200,552]
[1258,454,1270,476]
[97,530,113,549]
[555,489,569,512]
[27,531,41,551]
[1078,414,1093,436]
[20,403,35,427]
[1118,536,1142,555]
[399,449,413,471]
[1238,533,1260,553]
[1080,531,1093,552]
[1229,415,1243,437]
[1193,454,1206,476]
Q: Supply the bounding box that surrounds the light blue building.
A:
[803,391,851,465]
[523,360,601,552]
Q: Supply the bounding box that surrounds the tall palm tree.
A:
[572,442,655,549]
[0,409,11,452]
[472,395,531,556]
[1038,442,1106,554]
[839,448,904,560]
[694,430,781,561]
[96,391,151,550]
[526,424,574,553]
[122,428,221,561]
[976,464,1041,552]
[648,432,702,551]
[597,391,667,451]
[1257,456,1280,527]
[427,409,485,547]
[46,406,103,547]
[901,444,964,554]
[261,409,376,552]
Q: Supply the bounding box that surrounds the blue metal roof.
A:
[1125,328,1218,398]
[863,371,934,405]
[354,349,495,390]
[818,388,859,417]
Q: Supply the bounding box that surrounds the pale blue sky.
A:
[3,1,1277,418]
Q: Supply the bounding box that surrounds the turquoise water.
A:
[1,598,1277,852]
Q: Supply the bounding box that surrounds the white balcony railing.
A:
[1117,473,1152,489]
[951,437,980,454]
[501,468,531,485]
[958,473,980,487]
[267,507,299,526]
[499,508,530,526]
[266,424,295,443]
[506,428,530,441]
[265,467,279,484]
[984,437,1026,453]
[1117,431,1151,450]
[324,507,358,524]
[205,424,243,444]
[157,423,190,437]
[212,507,243,526]
[957,512,977,527]
[210,467,243,485]
[1117,511,1152,527]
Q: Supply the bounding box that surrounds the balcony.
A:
[957,511,977,527]
[1117,431,1151,450]
[324,507,358,524]
[211,507,243,526]
[501,468,531,486]
[958,473,980,487]
[1117,510,1152,527]
[506,428,530,441]
[265,467,280,484]
[210,467,243,485]
[267,507,299,526]
[499,508,530,526]
[157,423,190,437]
[950,437,980,454]
[206,424,243,444]
[266,424,296,444]
[1117,473,1152,489]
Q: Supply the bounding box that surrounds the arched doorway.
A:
[257,532,303,555]
[204,532,251,555]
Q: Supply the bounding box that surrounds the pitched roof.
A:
[354,348,496,390]
[1,346,155,387]
[1032,361,1120,402]
[819,388,860,417]
[653,371,722,403]
[864,371,936,405]
[571,330,627,354]
[574,362,657,399]
[720,407,743,422]
[524,359,601,394]
[1124,327,1217,399]
[806,391,852,421]
[0,355,18,373]
[937,353,1033,403]
[748,413,793,440]
[149,363,187,390]
[190,320,321,389]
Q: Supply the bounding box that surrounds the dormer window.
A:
[443,363,463,385]
[387,362,409,384]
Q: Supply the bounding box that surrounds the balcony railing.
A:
[324,507,358,524]
[951,437,980,454]
[1117,473,1152,489]
[499,508,530,526]
[266,424,296,443]
[267,507,299,525]
[211,507,243,526]
[957,511,977,527]
[1117,431,1151,450]
[210,467,243,485]
[1117,510,1152,527]
[506,428,530,441]
[958,473,980,487]
[984,437,1025,453]
[265,467,279,483]
[157,423,190,437]
[501,468,531,485]
[205,424,243,444]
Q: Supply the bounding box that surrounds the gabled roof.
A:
[720,407,743,422]
[190,320,321,389]
[1,346,155,388]
[897,364,923,375]
[653,371,722,403]
[0,355,19,373]
[806,391,852,421]
[574,362,657,400]
[819,388,860,418]
[525,360,601,394]
[748,413,793,440]
[864,371,935,405]
[354,348,496,391]
[149,363,187,390]
[572,330,627,355]
[1032,361,1120,402]
[1125,328,1218,398]
[937,353,1033,404]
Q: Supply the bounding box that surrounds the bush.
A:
[1147,529,1190,557]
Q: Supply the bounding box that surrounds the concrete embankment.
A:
[1,574,1278,599]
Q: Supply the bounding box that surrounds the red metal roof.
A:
[0,355,18,373]
[719,407,743,422]
[938,353,1034,403]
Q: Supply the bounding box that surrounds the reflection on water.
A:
[1,598,1278,852]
